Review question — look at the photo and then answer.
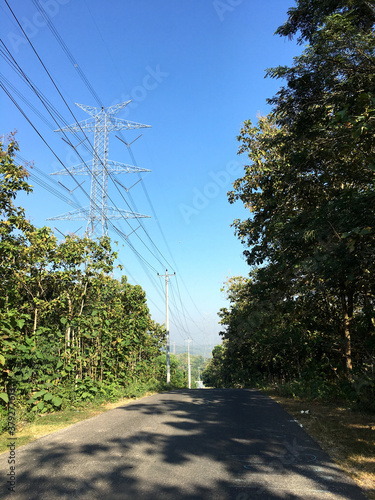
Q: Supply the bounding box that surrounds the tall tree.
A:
[223,1,375,390]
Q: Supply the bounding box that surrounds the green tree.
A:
[154,354,187,388]
[202,345,231,388]
[275,0,375,44]
[221,1,375,400]
[0,136,167,420]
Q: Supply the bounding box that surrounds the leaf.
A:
[43,393,53,401]
[0,392,9,404]
[51,396,62,406]
[22,369,32,380]
[34,389,47,398]
[0,354,5,365]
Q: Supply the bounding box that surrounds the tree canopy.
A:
[211,0,375,406]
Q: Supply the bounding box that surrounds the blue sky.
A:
[1,0,301,354]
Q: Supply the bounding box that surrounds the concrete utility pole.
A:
[186,338,192,389]
[157,270,176,384]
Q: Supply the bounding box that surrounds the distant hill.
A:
[168,343,217,358]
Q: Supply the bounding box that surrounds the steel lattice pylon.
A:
[48,102,151,237]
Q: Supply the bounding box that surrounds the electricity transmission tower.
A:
[48,102,151,237]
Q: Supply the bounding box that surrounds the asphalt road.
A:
[0,389,368,499]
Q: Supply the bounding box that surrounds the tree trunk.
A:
[100,348,103,383]
[65,325,71,350]
[342,291,353,380]
[66,294,72,351]
[33,307,38,339]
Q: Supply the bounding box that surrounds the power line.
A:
[32,0,103,108]
[4,90,199,346]
[117,137,177,271]
[49,103,152,237]
[25,0,179,275]
[2,84,164,282]
[3,0,95,132]
[1,46,151,255]
[0,73,55,129]
[1,34,172,271]
[2,2,208,337]
[0,81,91,203]
[26,0,173,266]
[1,83,181,321]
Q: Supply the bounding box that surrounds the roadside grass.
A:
[262,387,375,500]
[0,392,157,455]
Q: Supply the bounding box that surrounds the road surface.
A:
[1,389,367,499]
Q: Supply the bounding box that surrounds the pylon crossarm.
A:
[108,117,151,131]
[106,101,132,116]
[106,207,151,220]
[75,101,132,117]
[75,103,99,117]
[47,207,90,221]
[54,117,96,133]
[51,161,150,176]
[106,160,151,174]
[50,162,93,176]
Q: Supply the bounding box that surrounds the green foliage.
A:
[173,353,209,388]
[217,2,375,408]
[154,354,187,388]
[0,135,166,430]
[202,345,230,388]
[275,0,375,44]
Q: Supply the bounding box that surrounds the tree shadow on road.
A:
[1,389,368,499]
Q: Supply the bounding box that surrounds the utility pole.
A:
[186,338,192,389]
[157,270,176,384]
